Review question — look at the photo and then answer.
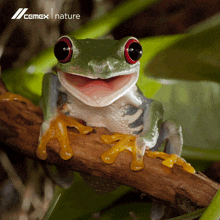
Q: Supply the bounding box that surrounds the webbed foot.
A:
[147,151,195,173]
[36,113,93,160]
[101,133,144,171]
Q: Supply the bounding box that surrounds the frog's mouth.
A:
[58,70,138,107]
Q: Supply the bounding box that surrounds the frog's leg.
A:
[101,100,164,171]
[148,121,195,220]
[147,120,195,173]
[101,99,195,173]
[36,73,93,161]
[100,100,162,171]
[36,111,93,160]
[37,73,93,188]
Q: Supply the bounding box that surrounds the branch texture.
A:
[0,79,219,213]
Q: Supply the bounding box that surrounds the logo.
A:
[11,8,49,19]
[11,8,80,20]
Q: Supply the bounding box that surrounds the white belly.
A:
[63,93,135,134]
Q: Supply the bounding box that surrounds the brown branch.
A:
[0,79,219,213]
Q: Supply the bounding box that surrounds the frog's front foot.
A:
[36,113,93,160]
[101,133,144,171]
[147,151,195,173]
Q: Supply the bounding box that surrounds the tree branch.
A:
[0,79,219,213]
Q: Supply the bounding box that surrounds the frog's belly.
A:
[63,99,140,135]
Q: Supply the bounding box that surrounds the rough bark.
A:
[0,79,219,213]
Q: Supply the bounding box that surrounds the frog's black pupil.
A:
[128,42,142,61]
[54,41,70,61]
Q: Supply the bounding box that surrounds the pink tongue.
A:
[64,73,132,97]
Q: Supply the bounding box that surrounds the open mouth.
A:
[58,71,138,107]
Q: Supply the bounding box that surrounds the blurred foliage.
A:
[144,14,220,158]
[48,173,131,220]
[1,0,220,219]
[98,203,152,220]
[144,12,220,220]
[146,13,220,83]
[200,190,220,220]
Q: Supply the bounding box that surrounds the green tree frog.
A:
[0,36,195,176]
[36,35,194,173]
[0,36,195,219]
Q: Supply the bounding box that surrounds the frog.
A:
[0,35,195,220]
[0,36,195,174]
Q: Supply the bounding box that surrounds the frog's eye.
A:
[54,37,73,63]
[124,38,142,64]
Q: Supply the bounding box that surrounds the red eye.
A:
[124,38,142,64]
[54,37,73,63]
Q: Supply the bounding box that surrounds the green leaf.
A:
[145,13,220,83]
[48,173,131,220]
[165,208,205,220]
[43,187,63,220]
[182,147,220,161]
[138,35,183,98]
[154,81,220,153]
[99,203,151,220]
[200,190,220,220]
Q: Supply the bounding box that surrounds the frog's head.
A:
[55,36,142,107]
